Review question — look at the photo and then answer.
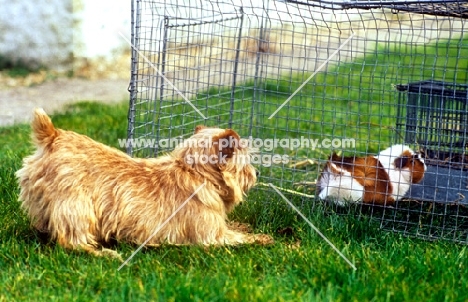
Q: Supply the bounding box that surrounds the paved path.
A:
[0,78,130,126]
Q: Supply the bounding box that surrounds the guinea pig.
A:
[317,144,426,206]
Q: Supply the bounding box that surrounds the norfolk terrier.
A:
[16,108,272,258]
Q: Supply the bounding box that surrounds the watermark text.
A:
[118,136,355,151]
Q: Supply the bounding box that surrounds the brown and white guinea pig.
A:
[317,144,426,206]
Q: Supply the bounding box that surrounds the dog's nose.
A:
[255,169,260,177]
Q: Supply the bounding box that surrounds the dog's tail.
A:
[31,108,58,146]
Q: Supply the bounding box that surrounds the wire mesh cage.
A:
[396,80,468,164]
[127,0,468,243]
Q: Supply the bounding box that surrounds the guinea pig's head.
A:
[392,146,426,184]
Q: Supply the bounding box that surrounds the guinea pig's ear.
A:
[393,156,409,169]
[194,125,207,134]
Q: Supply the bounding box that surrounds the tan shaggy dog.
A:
[16,108,272,258]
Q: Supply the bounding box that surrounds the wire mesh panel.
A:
[393,80,468,243]
[127,1,287,158]
[128,0,468,243]
[396,80,468,162]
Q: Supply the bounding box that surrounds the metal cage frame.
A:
[127,0,468,244]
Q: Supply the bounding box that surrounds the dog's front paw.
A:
[252,234,274,245]
[100,248,124,262]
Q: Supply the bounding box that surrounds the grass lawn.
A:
[2,32,468,301]
[1,101,468,302]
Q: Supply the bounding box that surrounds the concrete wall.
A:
[0,0,130,70]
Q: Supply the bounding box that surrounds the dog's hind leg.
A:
[221,229,274,246]
[54,234,123,260]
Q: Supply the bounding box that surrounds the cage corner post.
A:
[126,0,141,156]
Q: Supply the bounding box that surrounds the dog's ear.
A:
[213,129,241,159]
[194,125,207,134]
[393,156,409,169]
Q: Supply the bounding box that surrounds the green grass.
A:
[1,101,468,301]
[148,34,468,190]
[2,35,468,301]
[0,54,43,77]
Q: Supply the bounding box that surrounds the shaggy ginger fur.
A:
[16,109,272,258]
